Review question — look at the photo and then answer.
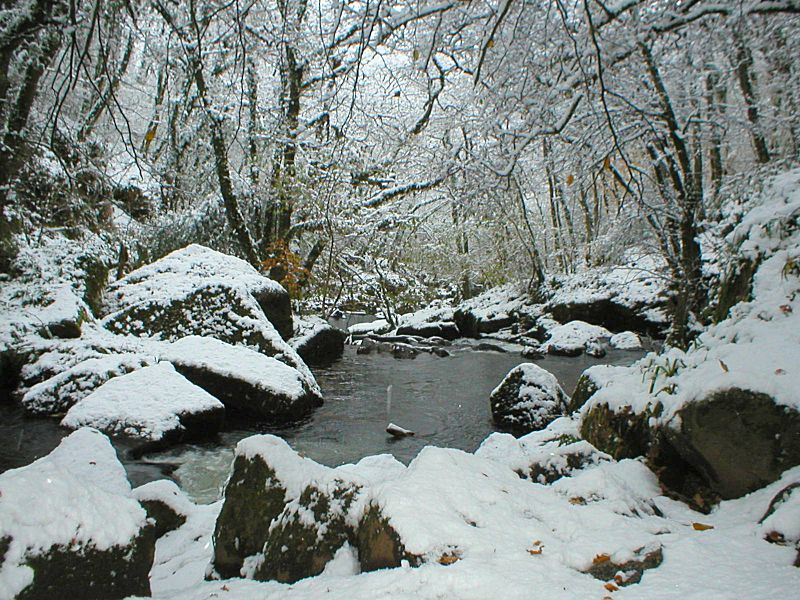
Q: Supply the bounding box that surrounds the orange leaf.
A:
[604,582,619,592]
[566,174,575,185]
[528,547,543,555]
[487,38,495,48]
[603,156,611,170]
[692,522,714,531]
[592,553,611,564]
[438,554,460,565]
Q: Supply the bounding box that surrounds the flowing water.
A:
[0,338,643,503]
[146,342,644,503]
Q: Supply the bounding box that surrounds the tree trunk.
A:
[733,32,771,164]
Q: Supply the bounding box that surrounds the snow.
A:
[162,336,310,400]
[21,352,155,415]
[102,244,284,316]
[141,435,799,599]
[134,479,197,520]
[0,429,147,599]
[610,331,642,350]
[584,168,800,423]
[347,319,391,335]
[544,320,612,353]
[61,362,223,440]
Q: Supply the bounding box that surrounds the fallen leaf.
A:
[487,38,495,48]
[779,304,793,314]
[775,368,786,375]
[692,522,714,531]
[566,174,575,185]
[718,359,729,372]
[765,530,785,544]
[438,554,460,565]
[569,496,586,505]
[221,585,229,591]
[604,582,619,592]
[528,541,544,555]
[593,553,611,564]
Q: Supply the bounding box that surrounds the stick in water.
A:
[386,422,414,437]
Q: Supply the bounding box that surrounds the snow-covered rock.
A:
[580,169,800,504]
[61,362,225,447]
[396,321,460,340]
[163,336,322,423]
[544,320,611,356]
[0,428,154,599]
[290,316,346,366]
[21,352,154,415]
[609,331,642,350]
[101,245,299,361]
[134,479,196,540]
[489,363,568,435]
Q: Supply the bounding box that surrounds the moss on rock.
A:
[210,454,288,579]
[580,403,658,461]
[357,504,416,572]
[568,373,600,414]
[15,526,156,600]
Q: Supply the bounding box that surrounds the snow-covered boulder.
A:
[396,321,460,340]
[163,336,322,423]
[489,363,568,435]
[210,435,406,581]
[21,353,154,415]
[133,480,195,540]
[544,320,611,356]
[290,316,346,366]
[61,362,225,449]
[663,388,800,499]
[101,245,294,354]
[477,418,611,484]
[568,365,618,414]
[0,428,155,599]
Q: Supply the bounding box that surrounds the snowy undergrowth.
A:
[142,432,799,599]
[584,168,800,424]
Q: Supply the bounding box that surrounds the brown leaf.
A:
[779,304,793,314]
[692,522,714,531]
[718,359,729,372]
[487,38,495,48]
[438,554,460,565]
[604,582,619,592]
[775,368,786,375]
[569,496,586,505]
[593,553,611,564]
[566,174,575,185]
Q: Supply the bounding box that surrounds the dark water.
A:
[1,342,643,502]
[146,343,643,502]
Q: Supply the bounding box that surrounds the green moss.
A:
[255,481,360,583]
[211,455,287,579]
[713,258,756,323]
[357,504,418,572]
[16,526,156,600]
[568,373,599,414]
[580,403,654,460]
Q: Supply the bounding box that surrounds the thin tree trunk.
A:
[733,32,771,164]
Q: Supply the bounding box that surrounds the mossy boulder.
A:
[210,453,289,579]
[490,364,568,436]
[0,429,156,599]
[664,389,800,499]
[580,403,660,461]
[357,504,416,572]
[254,481,360,582]
[13,528,156,600]
[133,480,194,541]
[568,373,601,414]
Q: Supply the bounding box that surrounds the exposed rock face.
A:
[580,403,658,461]
[453,308,479,338]
[453,309,516,338]
[210,436,412,583]
[396,321,460,341]
[291,317,346,366]
[251,284,293,341]
[490,364,568,436]
[713,258,756,323]
[569,373,601,414]
[211,452,288,579]
[133,480,191,541]
[255,481,360,582]
[664,389,800,499]
[0,429,155,599]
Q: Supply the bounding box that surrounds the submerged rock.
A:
[0,429,155,599]
[490,363,568,435]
